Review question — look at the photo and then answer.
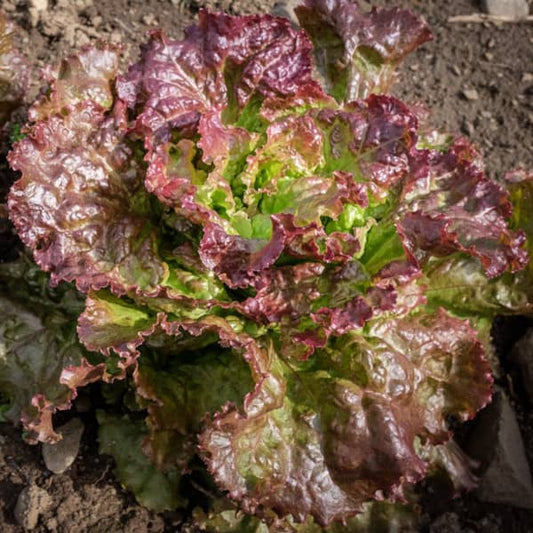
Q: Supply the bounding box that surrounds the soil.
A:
[0,0,532,531]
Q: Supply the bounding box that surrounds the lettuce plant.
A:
[5,0,533,527]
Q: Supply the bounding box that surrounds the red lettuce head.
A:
[5,0,530,527]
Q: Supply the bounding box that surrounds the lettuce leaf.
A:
[8,102,168,295]
[0,12,29,126]
[397,141,527,278]
[0,258,104,443]
[295,0,432,101]
[201,310,491,526]
[29,42,121,121]
[98,412,185,512]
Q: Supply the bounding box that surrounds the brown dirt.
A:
[0,0,532,531]
[0,421,167,532]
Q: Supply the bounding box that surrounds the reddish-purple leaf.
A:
[0,12,29,126]
[295,0,432,101]
[29,42,121,121]
[8,102,167,295]
[117,11,323,147]
[397,140,528,277]
[199,220,285,288]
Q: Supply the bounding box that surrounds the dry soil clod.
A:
[14,483,52,530]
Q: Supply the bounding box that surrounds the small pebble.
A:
[481,0,529,19]
[109,31,122,43]
[461,119,475,137]
[521,72,533,83]
[484,52,494,61]
[74,28,90,48]
[451,65,461,76]
[28,0,48,27]
[461,88,479,101]
[29,0,48,12]
[42,418,84,475]
[142,14,157,26]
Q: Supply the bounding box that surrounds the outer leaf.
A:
[8,102,168,295]
[189,501,418,532]
[201,310,492,526]
[432,169,533,314]
[77,291,159,359]
[0,252,85,317]
[0,257,111,442]
[295,0,432,101]
[0,296,90,443]
[424,256,533,317]
[116,28,223,143]
[29,42,121,121]
[289,502,419,532]
[0,12,29,126]
[418,440,478,493]
[98,412,185,512]
[117,11,323,144]
[397,140,528,278]
[75,286,229,374]
[507,169,533,259]
[365,310,493,431]
[188,507,269,533]
[135,342,254,470]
